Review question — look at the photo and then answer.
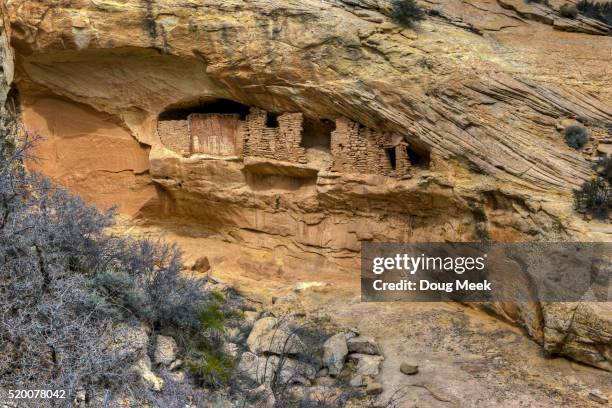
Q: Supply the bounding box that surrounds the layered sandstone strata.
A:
[1,0,610,369]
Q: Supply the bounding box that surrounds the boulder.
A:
[223,342,240,359]
[244,311,261,325]
[596,143,612,157]
[322,333,348,376]
[169,370,186,383]
[247,384,276,408]
[272,294,297,305]
[542,303,611,371]
[315,376,337,387]
[238,352,316,385]
[153,335,177,366]
[192,256,210,273]
[247,317,306,355]
[588,390,608,404]
[107,323,149,362]
[366,382,383,395]
[400,361,419,375]
[347,336,381,355]
[348,354,384,377]
[169,359,183,371]
[132,356,164,391]
[349,375,365,388]
[293,281,326,292]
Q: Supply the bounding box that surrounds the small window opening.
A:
[385,147,397,170]
[266,113,280,128]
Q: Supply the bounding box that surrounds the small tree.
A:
[560,3,579,18]
[594,156,612,183]
[564,125,588,149]
[574,178,611,219]
[577,0,612,25]
[391,0,426,27]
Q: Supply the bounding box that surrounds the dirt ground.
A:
[116,218,611,408]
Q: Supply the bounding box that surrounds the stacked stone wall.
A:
[158,120,190,156]
[395,143,411,178]
[158,107,412,178]
[331,117,405,177]
[278,113,306,164]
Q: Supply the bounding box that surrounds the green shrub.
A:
[574,178,611,219]
[577,0,612,25]
[564,125,588,149]
[198,302,227,332]
[594,156,612,183]
[181,293,243,387]
[0,107,208,405]
[560,3,579,18]
[185,347,234,388]
[391,0,426,27]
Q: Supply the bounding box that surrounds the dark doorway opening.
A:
[158,99,251,121]
[301,118,334,150]
[385,147,397,170]
[406,145,430,168]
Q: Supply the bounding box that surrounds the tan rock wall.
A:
[6,0,611,372]
[23,97,155,216]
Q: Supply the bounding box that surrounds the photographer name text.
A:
[372,279,492,292]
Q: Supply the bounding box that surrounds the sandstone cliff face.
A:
[2,0,610,369]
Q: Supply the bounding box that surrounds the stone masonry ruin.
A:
[157,101,425,179]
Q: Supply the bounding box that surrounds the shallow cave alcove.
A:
[406,144,430,169]
[157,98,251,157]
[300,117,334,170]
[158,98,251,121]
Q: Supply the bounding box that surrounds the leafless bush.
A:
[0,108,207,406]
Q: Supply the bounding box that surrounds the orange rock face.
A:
[1,0,610,369]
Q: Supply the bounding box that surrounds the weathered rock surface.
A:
[542,302,612,371]
[365,381,383,396]
[153,335,178,366]
[1,0,610,371]
[106,323,149,363]
[399,361,418,375]
[247,317,307,356]
[191,256,211,273]
[238,351,316,385]
[132,356,164,392]
[348,353,384,376]
[347,336,381,355]
[322,333,349,376]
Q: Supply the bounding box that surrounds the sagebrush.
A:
[573,178,611,219]
[560,3,579,18]
[391,0,426,27]
[577,0,612,25]
[0,104,208,406]
[564,125,588,149]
